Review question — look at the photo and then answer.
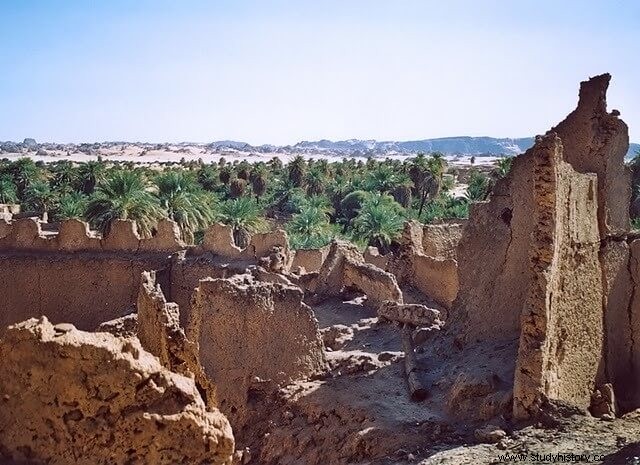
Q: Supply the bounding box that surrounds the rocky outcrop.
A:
[0,317,234,465]
[188,274,326,427]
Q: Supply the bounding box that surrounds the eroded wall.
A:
[513,134,603,418]
[0,218,293,332]
[188,275,326,427]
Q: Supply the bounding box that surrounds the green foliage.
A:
[0,151,475,247]
[492,157,513,179]
[55,192,87,221]
[466,169,491,201]
[340,190,369,223]
[0,175,18,204]
[85,170,164,237]
[632,217,640,231]
[286,203,336,249]
[154,171,217,243]
[420,194,469,224]
[219,197,267,248]
[351,193,404,251]
[23,179,57,213]
[196,165,220,191]
[76,160,106,195]
[288,155,306,188]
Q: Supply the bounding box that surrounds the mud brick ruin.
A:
[1,73,639,464]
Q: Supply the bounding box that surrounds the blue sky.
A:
[1,0,638,144]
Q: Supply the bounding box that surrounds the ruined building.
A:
[0,73,639,464]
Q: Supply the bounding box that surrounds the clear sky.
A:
[1,0,638,145]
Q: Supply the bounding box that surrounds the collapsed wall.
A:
[188,274,326,427]
[0,317,234,465]
[378,221,459,310]
[310,240,403,308]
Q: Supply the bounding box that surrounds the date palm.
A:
[286,204,335,249]
[352,193,404,252]
[77,160,106,195]
[288,155,307,188]
[23,179,58,220]
[55,192,88,221]
[0,175,18,204]
[85,170,164,237]
[219,197,267,248]
[154,171,216,243]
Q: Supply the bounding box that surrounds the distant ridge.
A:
[1,137,639,158]
[216,136,639,158]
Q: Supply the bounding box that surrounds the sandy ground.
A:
[237,290,640,464]
[0,145,504,167]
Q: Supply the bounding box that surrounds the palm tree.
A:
[236,161,251,180]
[305,166,326,196]
[219,166,232,185]
[154,171,216,243]
[466,169,491,201]
[9,158,41,196]
[408,153,438,216]
[249,165,268,201]
[364,164,411,193]
[196,165,219,191]
[229,177,247,199]
[77,160,106,195]
[286,204,335,249]
[426,152,447,197]
[23,179,58,220]
[0,175,18,204]
[288,156,306,188]
[219,197,267,248]
[55,192,88,221]
[85,170,164,237]
[492,157,513,179]
[352,193,404,252]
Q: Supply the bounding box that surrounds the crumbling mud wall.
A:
[137,271,217,406]
[411,254,458,309]
[438,74,634,420]
[451,152,536,342]
[310,240,403,308]
[188,275,326,427]
[291,246,330,273]
[422,223,464,259]
[0,219,179,331]
[513,134,603,418]
[0,317,234,465]
[384,221,459,310]
[550,73,631,237]
[0,218,293,331]
[626,241,640,408]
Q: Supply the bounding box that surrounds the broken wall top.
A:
[550,73,631,237]
[0,217,292,261]
[452,74,628,343]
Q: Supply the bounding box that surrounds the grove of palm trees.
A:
[0,154,508,251]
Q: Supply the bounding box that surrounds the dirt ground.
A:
[232,293,640,465]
